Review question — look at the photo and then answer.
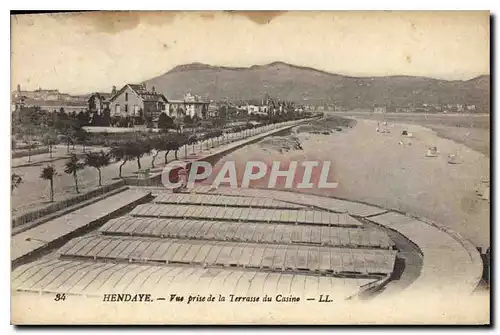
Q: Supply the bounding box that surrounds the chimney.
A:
[111,86,117,95]
[152,86,156,93]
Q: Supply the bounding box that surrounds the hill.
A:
[144,62,490,111]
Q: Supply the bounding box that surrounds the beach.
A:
[213,117,490,249]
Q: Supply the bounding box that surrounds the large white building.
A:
[166,93,209,119]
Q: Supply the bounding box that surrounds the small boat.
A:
[426,146,439,157]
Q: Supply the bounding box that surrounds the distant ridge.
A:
[144,62,490,110]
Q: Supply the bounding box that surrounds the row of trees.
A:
[12,116,306,201]
[13,107,91,136]
[12,106,91,162]
[14,129,226,201]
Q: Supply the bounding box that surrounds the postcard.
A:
[10,10,490,324]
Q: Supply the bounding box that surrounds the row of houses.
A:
[373,103,478,114]
[228,96,304,116]
[13,83,212,122]
[89,84,210,121]
[12,84,305,123]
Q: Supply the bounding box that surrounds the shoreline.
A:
[214,117,490,249]
[338,112,490,157]
[425,124,490,157]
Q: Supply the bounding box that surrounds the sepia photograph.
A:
[9,10,490,325]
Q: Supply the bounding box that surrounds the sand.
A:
[213,118,490,249]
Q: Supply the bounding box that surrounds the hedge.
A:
[12,179,126,228]
[12,147,50,158]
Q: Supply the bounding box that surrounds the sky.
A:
[10,11,490,95]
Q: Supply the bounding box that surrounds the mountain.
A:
[143,62,490,111]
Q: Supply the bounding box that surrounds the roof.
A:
[11,190,397,301]
[88,92,112,102]
[139,93,166,103]
[109,84,168,103]
[95,92,112,98]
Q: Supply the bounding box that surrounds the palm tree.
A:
[40,165,56,202]
[11,173,23,192]
[64,154,84,193]
[85,150,111,186]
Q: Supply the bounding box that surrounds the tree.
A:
[102,108,111,126]
[158,112,174,131]
[76,111,91,127]
[149,136,165,168]
[186,134,198,156]
[85,150,111,186]
[129,138,150,170]
[40,165,57,202]
[204,129,223,148]
[213,111,227,128]
[173,115,183,134]
[111,116,121,127]
[64,154,85,193]
[110,142,135,179]
[168,134,187,161]
[56,117,78,154]
[135,109,144,125]
[74,128,89,152]
[145,116,153,129]
[54,108,69,131]
[161,133,186,163]
[42,131,58,158]
[183,115,193,127]
[162,135,173,164]
[11,173,23,192]
[18,106,41,162]
[192,115,201,127]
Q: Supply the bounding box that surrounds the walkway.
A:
[11,145,108,168]
[147,120,305,182]
[367,211,483,296]
[185,186,483,296]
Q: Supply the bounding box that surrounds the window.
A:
[125,104,128,113]
[125,93,128,101]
